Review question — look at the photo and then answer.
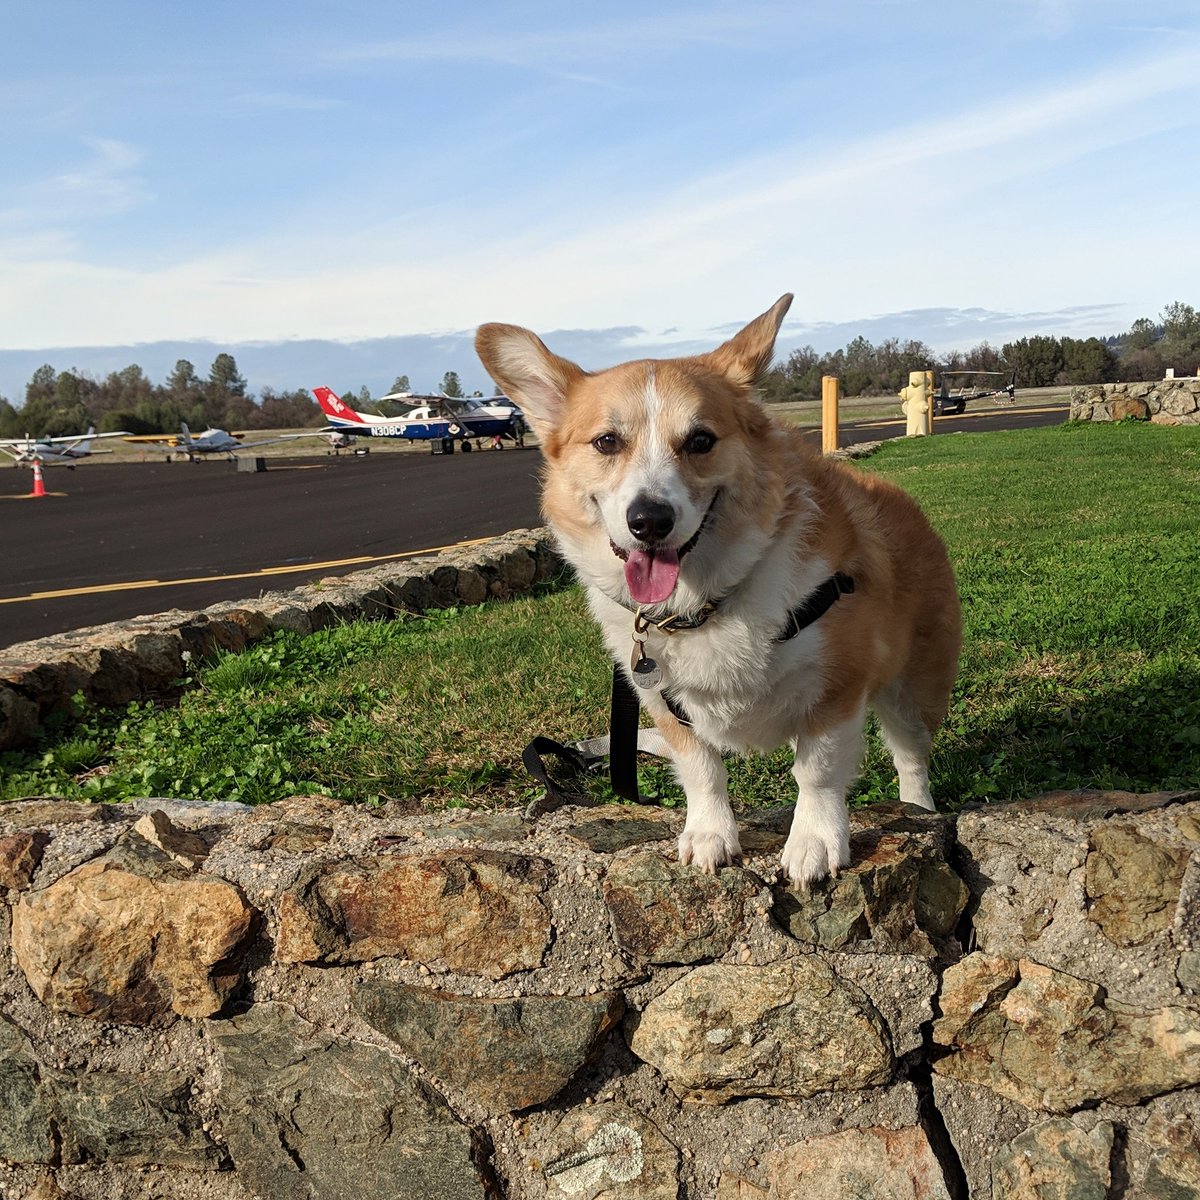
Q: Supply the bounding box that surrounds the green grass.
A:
[2,422,1198,811]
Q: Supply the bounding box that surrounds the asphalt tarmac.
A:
[0,446,545,648]
[0,404,1066,649]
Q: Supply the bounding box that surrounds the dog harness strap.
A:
[775,573,855,642]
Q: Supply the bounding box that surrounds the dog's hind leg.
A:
[782,708,864,889]
[872,678,940,812]
[654,714,741,874]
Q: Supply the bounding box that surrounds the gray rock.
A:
[1085,823,1189,946]
[772,827,966,957]
[933,953,1200,1111]
[718,1125,951,1199]
[1179,951,1200,993]
[991,1118,1113,1199]
[566,813,674,854]
[1138,1112,1200,1198]
[424,812,531,843]
[0,685,40,750]
[542,1103,678,1200]
[57,1070,219,1168]
[954,791,1199,1007]
[0,831,49,890]
[213,1003,491,1200]
[603,852,761,964]
[627,961,893,1103]
[355,980,623,1112]
[0,1017,55,1164]
[275,849,553,977]
[10,833,255,1023]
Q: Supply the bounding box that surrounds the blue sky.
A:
[2,1,1198,400]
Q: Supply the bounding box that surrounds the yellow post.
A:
[925,369,936,432]
[821,375,840,453]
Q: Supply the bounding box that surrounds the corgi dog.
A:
[475,295,961,887]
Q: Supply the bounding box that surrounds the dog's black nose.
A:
[626,497,675,544]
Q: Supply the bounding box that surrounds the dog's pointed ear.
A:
[475,323,584,441]
[701,293,794,390]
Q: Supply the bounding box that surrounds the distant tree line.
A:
[0,354,326,440]
[761,300,1200,401]
[2,303,1197,435]
[0,358,498,438]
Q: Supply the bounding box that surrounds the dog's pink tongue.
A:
[625,548,681,605]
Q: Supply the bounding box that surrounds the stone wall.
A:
[1070,377,1200,424]
[1,787,1197,1199]
[0,528,563,752]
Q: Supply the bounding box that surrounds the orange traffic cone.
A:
[30,460,47,498]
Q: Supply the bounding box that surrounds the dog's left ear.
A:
[701,293,794,390]
[475,323,584,441]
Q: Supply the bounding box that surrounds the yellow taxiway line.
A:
[0,536,498,606]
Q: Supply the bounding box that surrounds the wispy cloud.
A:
[0,137,148,236]
[227,91,342,112]
[326,5,773,78]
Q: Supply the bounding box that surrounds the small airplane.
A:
[124,423,312,462]
[0,427,131,468]
[313,387,524,450]
[933,370,1017,415]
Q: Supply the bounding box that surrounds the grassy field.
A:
[2,422,1197,811]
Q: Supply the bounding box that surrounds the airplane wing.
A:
[233,433,317,449]
[39,430,130,444]
[123,434,183,446]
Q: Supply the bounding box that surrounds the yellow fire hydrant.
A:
[899,370,931,436]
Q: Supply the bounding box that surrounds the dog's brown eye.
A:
[683,429,716,455]
[592,433,622,455]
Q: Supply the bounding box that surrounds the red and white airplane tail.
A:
[313,387,367,424]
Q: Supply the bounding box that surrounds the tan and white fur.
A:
[476,295,961,887]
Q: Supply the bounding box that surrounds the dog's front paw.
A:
[780,830,849,891]
[678,827,742,875]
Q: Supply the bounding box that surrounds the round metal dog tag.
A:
[632,655,663,690]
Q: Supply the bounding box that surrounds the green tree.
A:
[25,364,57,406]
[259,388,322,428]
[167,359,202,395]
[440,370,463,398]
[0,398,20,438]
[1001,336,1064,388]
[98,364,154,419]
[1159,301,1200,372]
[1059,337,1117,384]
[100,409,157,435]
[208,353,247,398]
[1124,317,1159,352]
[390,375,410,394]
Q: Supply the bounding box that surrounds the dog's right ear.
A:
[475,324,584,442]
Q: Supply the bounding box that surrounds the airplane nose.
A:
[626,496,676,544]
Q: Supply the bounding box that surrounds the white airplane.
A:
[125,422,312,462]
[0,427,131,468]
[313,387,524,448]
